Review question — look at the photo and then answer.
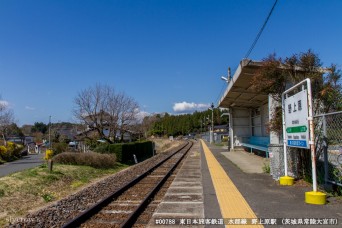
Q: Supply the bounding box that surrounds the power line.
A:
[215,82,227,105]
[215,1,278,106]
[244,0,278,59]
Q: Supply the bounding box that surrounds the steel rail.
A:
[121,141,193,227]
[62,141,192,228]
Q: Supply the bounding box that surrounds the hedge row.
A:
[53,152,116,168]
[94,141,154,164]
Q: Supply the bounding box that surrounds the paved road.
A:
[0,153,45,177]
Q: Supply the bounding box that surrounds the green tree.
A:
[5,123,24,137]
[320,64,342,111]
[149,109,228,137]
[31,122,48,134]
[251,50,342,133]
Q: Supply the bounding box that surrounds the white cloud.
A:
[173,101,210,113]
[0,100,9,107]
[25,106,35,110]
[134,109,151,123]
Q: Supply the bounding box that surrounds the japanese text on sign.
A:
[284,89,310,149]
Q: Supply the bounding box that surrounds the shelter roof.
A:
[218,59,268,109]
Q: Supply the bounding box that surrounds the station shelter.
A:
[218,59,278,159]
[218,58,291,181]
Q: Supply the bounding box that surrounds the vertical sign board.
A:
[282,79,320,194]
[284,89,310,149]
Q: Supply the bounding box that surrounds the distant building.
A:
[57,127,78,142]
[24,136,34,145]
[7,136,34,145]
[213,125,229,134]
[7,136,23,144]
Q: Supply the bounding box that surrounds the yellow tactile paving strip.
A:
[201,140,263,228]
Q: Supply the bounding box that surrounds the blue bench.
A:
[241,136,270,158]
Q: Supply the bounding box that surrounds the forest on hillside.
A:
[145,109,229,137]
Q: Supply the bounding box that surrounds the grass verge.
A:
[151,138,183,154]
[262,161,271,174]
[0,163,128,226]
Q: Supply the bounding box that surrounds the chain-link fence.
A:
[276,110,342,192]
[314,111,342,189]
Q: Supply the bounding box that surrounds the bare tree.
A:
[74,84,139,143]
[0,98,14,145]
[140,115,157,138]
[116,92,139,141]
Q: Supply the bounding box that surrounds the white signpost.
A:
[284,89,310,149]
[282,78,325,204]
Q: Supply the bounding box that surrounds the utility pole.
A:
[211,103,214,134]
[49,116,51,149]
[203,117,206,131]
[209,103,214,144]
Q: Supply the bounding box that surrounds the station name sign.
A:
[284,89,310,149]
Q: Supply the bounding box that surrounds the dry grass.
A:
[0,163,128,226]
[53,152,117,168]
[151,138,183,154]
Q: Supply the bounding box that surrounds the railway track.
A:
[61,141,193,228]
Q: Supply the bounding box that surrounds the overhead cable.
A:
[244,0,278,59]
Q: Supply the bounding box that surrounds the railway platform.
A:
[149,140,342,227]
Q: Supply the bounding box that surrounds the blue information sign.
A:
[287,140,307,148]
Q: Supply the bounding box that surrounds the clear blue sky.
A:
[1,0,341,125]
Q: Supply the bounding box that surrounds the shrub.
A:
[53,152,117,168]
[94,141,153,164]
[0,142,24,161]
[107,144,123,162]
[94,143,110,153]
[54,152,76,164]
[6,141,15,150]
[0,146,7,158]
[0,145,14,161]
[0,189,5,197]
[52,142,68,155]
[84,139,101,150]
[262,162,271,174]
[14,144,23,157]
[123,141,154,164]
[42,193,54,202]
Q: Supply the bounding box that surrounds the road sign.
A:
[284,89,310,149]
